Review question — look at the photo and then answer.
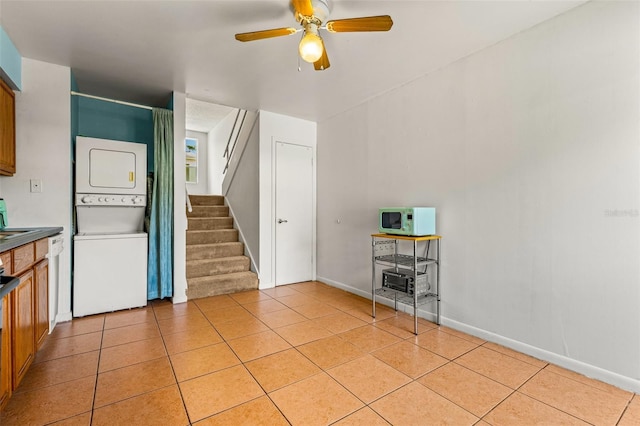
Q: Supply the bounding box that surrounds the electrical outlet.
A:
[30,179,42,193]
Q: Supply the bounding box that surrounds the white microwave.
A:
[378,207,436,236]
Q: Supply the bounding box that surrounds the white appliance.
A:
[47,234,64,333]
[73,136,148,317]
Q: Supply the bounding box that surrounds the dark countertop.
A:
[0,227,63,299]
[0,275,20,299]
[0,227,63,253]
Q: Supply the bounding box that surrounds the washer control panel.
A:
[76,193,146,207]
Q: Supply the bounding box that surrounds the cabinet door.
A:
[35,238,48,262]
[0,295,11,411]
[0,78,15,176]
[34,259,49,349]
[12,243,35,276]
[12,270,35,389]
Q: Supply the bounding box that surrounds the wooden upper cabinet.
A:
[0,78,16,176]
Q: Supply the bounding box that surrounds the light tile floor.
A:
[1,281,638,425]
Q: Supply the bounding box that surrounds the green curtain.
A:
[147,108,174,299]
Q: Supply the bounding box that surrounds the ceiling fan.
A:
[234,0,393,71]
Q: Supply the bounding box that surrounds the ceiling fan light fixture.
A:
[298,24,323,63]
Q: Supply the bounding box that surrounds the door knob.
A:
[278,219,288,224]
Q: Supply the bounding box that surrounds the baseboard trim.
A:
[171,294,188,304]
[316,275,640,393]
[55,311,72,324]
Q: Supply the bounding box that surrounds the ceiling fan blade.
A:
[235,27,298,42]
[292,0,314,17]
[325,15,393,33]
[314,41,330,71]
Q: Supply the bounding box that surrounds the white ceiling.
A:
[0,0,585,123]
[185,98,235,133]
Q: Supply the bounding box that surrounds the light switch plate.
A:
[30,179,42,193]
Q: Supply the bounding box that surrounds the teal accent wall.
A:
[71,95,154,171]
[71,74,79,144]
[71,72,79,91]
[0,26,22,90]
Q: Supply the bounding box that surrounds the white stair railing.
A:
[223,109,248,174]
[221,111,258,197]
[185,184,192,213]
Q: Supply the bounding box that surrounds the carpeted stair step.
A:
[186,271,258,299]
[189,195,225,206]
[185,194,259,300]
[187,205,229,218]
[188,217,233,230]
[186,242,244,260]
[186,256,250,279]
[186,229,238,245]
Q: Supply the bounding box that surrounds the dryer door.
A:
[75,136,147,195]
[89,148,137,189]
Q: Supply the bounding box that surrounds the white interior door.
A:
[275,141,313,285]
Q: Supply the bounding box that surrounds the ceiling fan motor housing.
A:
[293,0,331,24]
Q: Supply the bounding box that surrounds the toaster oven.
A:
[382,268,429,296]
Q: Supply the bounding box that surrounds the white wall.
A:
[259,111,317,289]
[185,130,208,195]
[317,1,639,391]
[0,58,72,321]
[208,110,237,195]
[172,91,187,304]
[226,120,260,271]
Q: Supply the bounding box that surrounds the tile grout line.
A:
[65,287,640,425]
[152,300,196,425]
[616,397,635,426]
[88,314,107,425]
[289,294,497,424]
[445,342,545,424]
[479,362,593,425]
[8,286,637,425]
[142,299,498,424]
[194,295,295,425]
[206,291,377,424]
[253,291,430,425]
[513,364,629,425]
[244,294,367,425]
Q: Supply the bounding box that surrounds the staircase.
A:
[186,195,258,299]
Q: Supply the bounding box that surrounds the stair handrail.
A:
[223,109,248,174]
[185,184,192,213]
[221,110,258,197]
[223,109,241,160]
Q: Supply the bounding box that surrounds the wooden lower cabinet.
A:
[0,295,11,411]
[11,270,35,390]
[0,238,49,406]
[34,259,49,349]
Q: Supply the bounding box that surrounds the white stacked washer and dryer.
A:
[73,136,148,317]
